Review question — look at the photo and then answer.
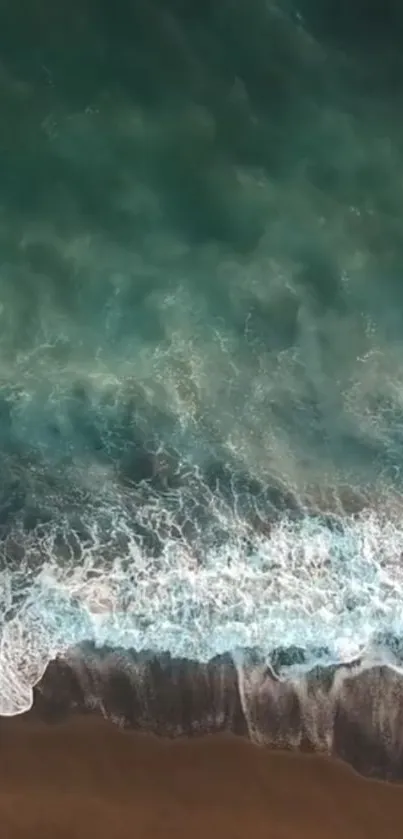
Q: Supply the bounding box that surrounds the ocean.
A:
[1,0,403,716]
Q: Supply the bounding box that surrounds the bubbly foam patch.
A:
[2,499,403,715]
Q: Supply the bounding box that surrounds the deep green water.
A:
[1,0,403,713]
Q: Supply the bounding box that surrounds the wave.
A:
[2,482,403,718]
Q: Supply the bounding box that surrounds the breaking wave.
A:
[3,473,403,715]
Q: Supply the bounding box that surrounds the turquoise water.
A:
[1,0,403,713]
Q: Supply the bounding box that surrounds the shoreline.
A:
[16,642,403,782]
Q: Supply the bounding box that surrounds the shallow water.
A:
[1,0,403,713]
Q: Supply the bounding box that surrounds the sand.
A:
[2,645,403,838]
[0,713,403,839]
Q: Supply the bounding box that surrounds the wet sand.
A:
[1,713,403,839]
[29,645,403,780]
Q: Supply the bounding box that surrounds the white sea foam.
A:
[2,500,403,715]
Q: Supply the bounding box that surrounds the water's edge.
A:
[25,642,403,782]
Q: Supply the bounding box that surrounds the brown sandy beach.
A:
[2,645,403,838]
[1,713,403,839]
